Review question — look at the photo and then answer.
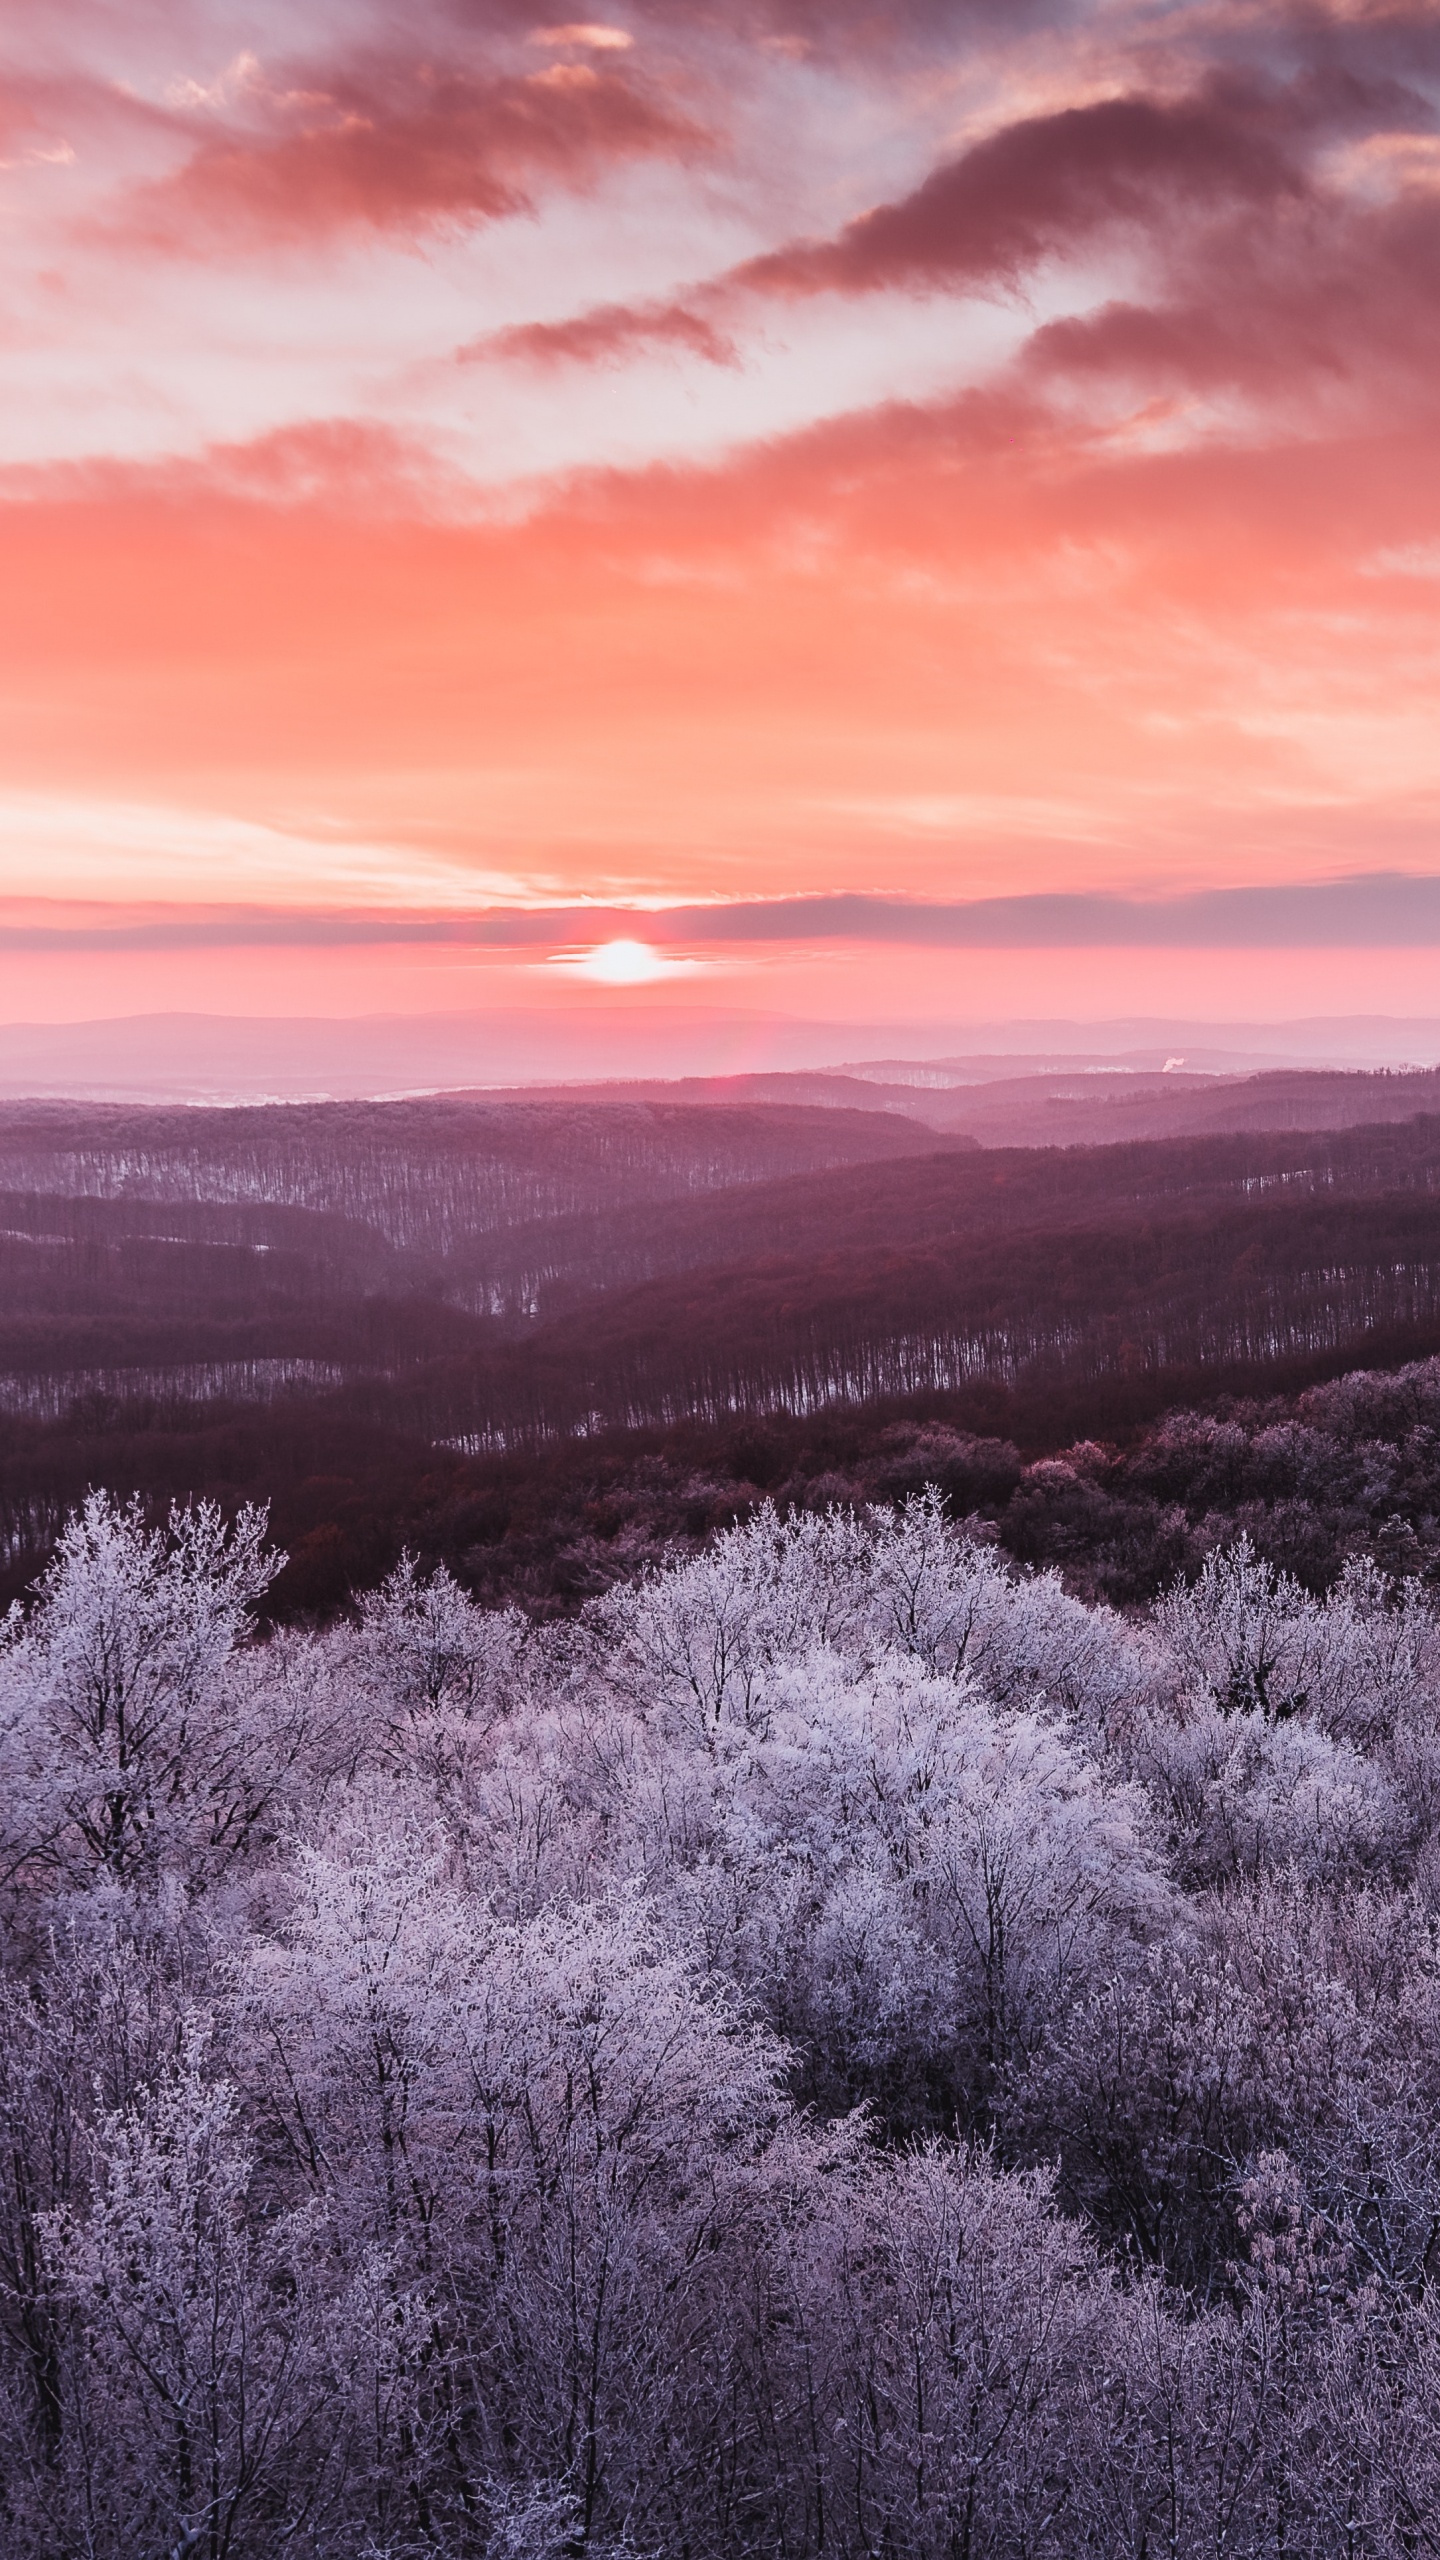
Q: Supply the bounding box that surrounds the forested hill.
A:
[348,1115,1440,1446]
[0,1093,962,1235]
[2,1105,1440,1444]
[497,1060,1440,1146]
[5,1100,1440,1611]
[0,1094,972,1362]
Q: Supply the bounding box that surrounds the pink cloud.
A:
[471,75,1329,372]
[528,25,636,51]
[0,64,169,167]
[462,49,1439,505]
[8,0,1440,1043]
[732,84,1309,301]
[0,418,468,520]
[111,47,705,248]
[468,294,738,368]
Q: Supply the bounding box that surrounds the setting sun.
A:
[551,939,702,986]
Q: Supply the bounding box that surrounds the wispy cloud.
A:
[108,45,705,251]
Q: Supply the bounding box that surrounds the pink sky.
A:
[2,0,1440,1049]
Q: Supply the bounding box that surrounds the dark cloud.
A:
[14,877,1440,951]
[1017,163,1440,416]
[475,70,1396,372]
[734,84,1309,302]
[466,42,1440,395]
[446,0,1083,60]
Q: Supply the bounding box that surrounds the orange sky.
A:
[3,1,1440,1050]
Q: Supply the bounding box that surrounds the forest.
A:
[5,1095,1440,1457]
[6,1093,1440,1617]
[4,1089,1440,2553]
[2,1482,1440,2554]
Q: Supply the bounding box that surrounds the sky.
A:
[2,0,1440,1060]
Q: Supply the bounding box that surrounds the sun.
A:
[549,938,701,985]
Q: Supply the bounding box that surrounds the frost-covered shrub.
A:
[596,1490,1151,1737]
[354,1552,535,1728]
[592,1500,881,1728]
[866,1492,1153,1730]
[1010,1877,1378,2280]
[37,2042,354,2560]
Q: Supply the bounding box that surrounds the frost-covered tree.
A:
[37,2040,350,2560]
[0,1495,326,1895]
[0,1483,1434,2556]
[356,1553,532,1727]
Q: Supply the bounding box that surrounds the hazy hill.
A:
[0,1094,961,1231]
[499,1062,1440,1148]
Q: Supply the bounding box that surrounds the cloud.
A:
[0,419,472,520]
[12,878,1440,951]
[8,0,1440,926]
[113,47,704,248]
[662,0,1083,48]
[1022,188,1440,437]
[528,25,636,51]
[5,367,1439,912]
[467,83,1290,375]
[470,59,1434,387]
[0,85,71,169]
[467,295,738,368]
[730,82,1309,303]
[514,0,1081,55]
[0,64,174,171]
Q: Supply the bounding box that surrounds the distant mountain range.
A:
[495,1063,1440,1149]
[2,1008,1440,1102]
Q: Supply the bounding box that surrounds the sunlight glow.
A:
[4,0,1435,1036]
[549,939,702,985]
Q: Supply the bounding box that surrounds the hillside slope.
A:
[507,1063,1440,1148]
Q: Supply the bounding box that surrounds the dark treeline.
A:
[372,1184,1440,1447]
[7,1346,1440,1626]
[0,1097,970,1364]
[6,1097,1440,1622]
[0,1092,953,1245]
[279,1117,1440,1448]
